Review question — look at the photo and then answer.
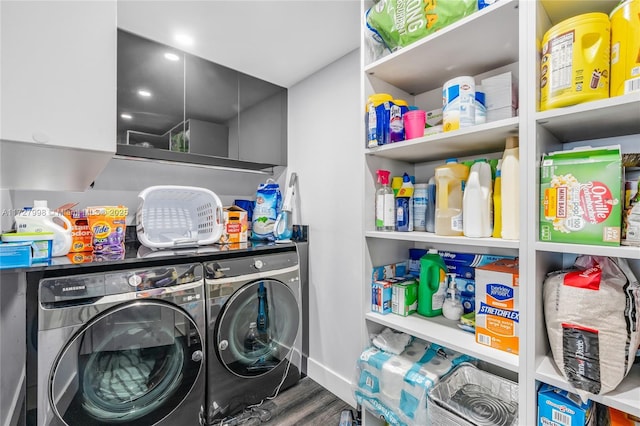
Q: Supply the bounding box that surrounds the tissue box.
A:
[481,71,518,111]
[391,277,418,316]
[475,258,520,355]
[538,383,595,426]
[221,205,248,243]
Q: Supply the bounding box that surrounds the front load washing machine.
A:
[34,263,206,426]
[204,247,302,423]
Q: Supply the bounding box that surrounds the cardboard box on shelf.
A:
[221,205,248,244]
[537,383,595,426]
[540,145,623,246]
[475,258,519,355]
[391,277,418,317]
[481,71,518,112]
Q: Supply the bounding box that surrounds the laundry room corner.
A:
[288,48,364,407]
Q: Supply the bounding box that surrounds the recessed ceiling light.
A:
[120,113,132,120]
[164,52,180,61]
[174,33,194,46]
[138,89,152,98]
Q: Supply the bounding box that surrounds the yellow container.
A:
[610,0,640,96]
[540,13,611,111]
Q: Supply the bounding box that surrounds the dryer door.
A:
[49,300,203,425]
[216,278,299,378]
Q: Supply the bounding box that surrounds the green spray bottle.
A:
[418,249,448,317]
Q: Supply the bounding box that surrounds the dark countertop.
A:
[3,241,300,277]
[1,225,308,276]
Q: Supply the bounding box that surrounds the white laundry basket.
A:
[136,185,224,249]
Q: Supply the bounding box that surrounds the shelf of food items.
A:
[535,252,640,420]
[363,0,519,94]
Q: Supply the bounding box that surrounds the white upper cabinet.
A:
[0,1,116,153]
[0,1,116,191]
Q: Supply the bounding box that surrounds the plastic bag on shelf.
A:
[365,0,477,52]
[353,338,474,426]
[543,255,640,402]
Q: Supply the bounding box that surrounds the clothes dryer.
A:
[204,247,301,423]
[34,263,206,425]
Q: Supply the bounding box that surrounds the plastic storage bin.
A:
[136,185,224,249]
[428,363,519,426]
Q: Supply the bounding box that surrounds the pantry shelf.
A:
[536,354,640,418]
[364,117,519,163]
[364,0,519,94]
[365,312,519,373]
[536,92,640,143]
[366,231,520,249]
[535,241,640,260]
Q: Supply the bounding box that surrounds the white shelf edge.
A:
[536,241,640,260]
[366,231,520,249]
[364,0,517,73]
[536,354,640,418]
[365,117,519,157]
[536,92,640,123]
[365,312,519,373]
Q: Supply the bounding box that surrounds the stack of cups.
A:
[403,110,426,140]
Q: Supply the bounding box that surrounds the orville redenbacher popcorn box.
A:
[540,145,622,246]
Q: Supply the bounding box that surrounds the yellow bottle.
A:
[435,158,469,236]
[492,160,502,238]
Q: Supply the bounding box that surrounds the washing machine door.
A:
[49,300,203,425]
[216,278,299,378]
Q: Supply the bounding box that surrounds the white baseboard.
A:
[306,358,356,409]
[2,370,24,426]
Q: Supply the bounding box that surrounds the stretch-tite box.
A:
[475,258,520,355]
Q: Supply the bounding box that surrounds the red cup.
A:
[403,110,426,140]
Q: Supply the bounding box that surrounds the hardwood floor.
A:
[215,376,357,426]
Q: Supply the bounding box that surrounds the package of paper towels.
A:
[353,339,474,426]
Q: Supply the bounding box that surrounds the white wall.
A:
[288,49,362,406]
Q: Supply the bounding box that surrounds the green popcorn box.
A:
[540,146,623,246]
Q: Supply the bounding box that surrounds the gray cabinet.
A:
[116,30,287,170]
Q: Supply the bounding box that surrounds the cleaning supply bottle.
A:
[492,160,503,238]
[435,159,469,236]
[413,183,429,231]
[463,159,492,238]
[418,249,448,317]
[426,177,436,233]
[366,93,393,148]
[442,273,463,320]
[375,170,395,231]
[501,136,520,240]
[15,200,72,257]
[396,173,414,232]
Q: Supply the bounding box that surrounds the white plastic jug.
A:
[435,159,469,236]
[501,137,520,240]
[463,159,493,238]
[15,200,72,257]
